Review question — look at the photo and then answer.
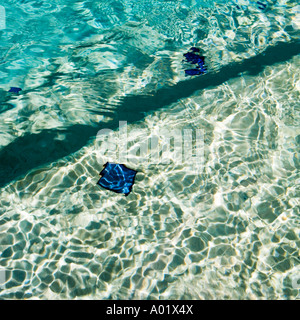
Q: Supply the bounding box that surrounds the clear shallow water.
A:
[0,0,299,299]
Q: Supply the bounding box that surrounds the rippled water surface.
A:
[0,0,299,299]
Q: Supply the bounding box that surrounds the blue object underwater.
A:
[97,162,137,196]
[183,48,207,76]
[256,1,267,10]
[190,47,200,53]
[8,87,22,93]
[183,52,204,66]
[185,69,204,76]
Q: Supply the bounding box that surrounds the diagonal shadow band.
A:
[0,40,299,188]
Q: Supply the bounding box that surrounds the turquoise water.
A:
[0,0,299,299]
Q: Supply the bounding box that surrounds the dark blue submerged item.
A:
[97,162,137,196]
[185,69,204,76]
[256,1,267,10]
[183,47,207,76]
[8,87,22,93]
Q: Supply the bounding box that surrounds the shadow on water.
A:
[0,40,299,188]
